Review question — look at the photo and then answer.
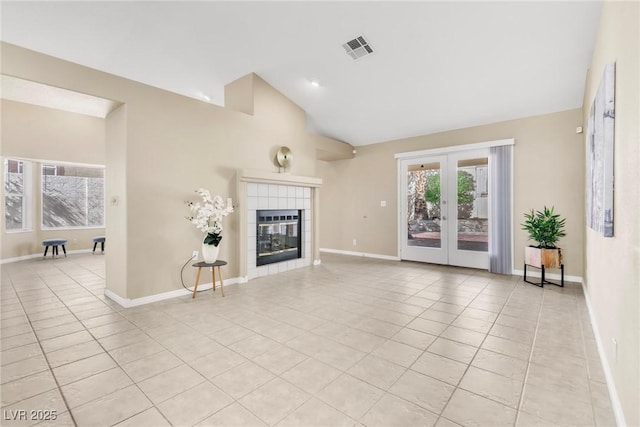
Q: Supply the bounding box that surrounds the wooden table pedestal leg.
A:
[218,266,225,297]
[211,267,216,293]
[192,267,202,299]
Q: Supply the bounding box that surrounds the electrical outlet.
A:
[352,239,357,246]
[192,250,199,259]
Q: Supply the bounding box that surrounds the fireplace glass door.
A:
[256,210,301,266]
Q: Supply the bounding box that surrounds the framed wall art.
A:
[586,62,615,237]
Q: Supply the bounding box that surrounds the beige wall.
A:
[105,104,128,298]
[1,42,343,300]
[318,109,585,277]
[224,73,254,115]
[1,100,105,164]
[315,133,355,161]
[120,76,317,298]
[582,1,639,425]
[1,100,106,259]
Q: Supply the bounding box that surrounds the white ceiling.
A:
[0,1,602,146]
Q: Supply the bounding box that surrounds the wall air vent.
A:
[342,35,374,60]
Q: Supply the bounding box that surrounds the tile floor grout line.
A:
[114,285,323,426]
[576,283,601,426]
[350,273,503,423]
[24,261,165,425]
[1,254,613,427]
[421,274,526,424]
[513,280,550,426]
[253,270,449,424]
[112,307,272,425]
[5,267,79,427]
[12,260,180,426]
[200,300,363,426]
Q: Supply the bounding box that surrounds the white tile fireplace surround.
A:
[236,169,322,281]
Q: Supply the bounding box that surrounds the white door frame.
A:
[396,139,514,269]
[445,149,490,269]
[399,155,449,264]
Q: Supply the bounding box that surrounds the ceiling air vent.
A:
[342,35,374,60]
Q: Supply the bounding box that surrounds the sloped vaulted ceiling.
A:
[0,1,602,145]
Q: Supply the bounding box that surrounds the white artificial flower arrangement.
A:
[186,189,234,246]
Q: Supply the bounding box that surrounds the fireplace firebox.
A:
[256,210,302,266]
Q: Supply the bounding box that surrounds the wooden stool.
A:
[42,238,68,258]
[192,260,227,298]
[92,236,106,254]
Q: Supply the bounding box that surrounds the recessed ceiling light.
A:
[196,92,211,102]
[310,79,320,88]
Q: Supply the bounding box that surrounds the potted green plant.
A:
[522,206,566,268]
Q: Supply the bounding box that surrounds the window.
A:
[4,158,31,231]
[41,163,104,228]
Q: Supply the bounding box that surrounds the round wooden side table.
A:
[191,260,227,298]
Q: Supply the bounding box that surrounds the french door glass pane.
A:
[456,158,488,252]
[407,162,441,248]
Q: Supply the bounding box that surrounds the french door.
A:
[400,149,489,269]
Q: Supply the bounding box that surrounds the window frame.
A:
[40,162,106,230]
[3,158,32,233]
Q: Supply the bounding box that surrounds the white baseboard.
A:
[1,249,94,265]
[319,251,582,282]
[104,277,243,308]
[1,253,42,264]
[512,268,583,284]
[582,285,627,427]
[320,248,401,262]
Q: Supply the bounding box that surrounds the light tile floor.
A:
[1,253,616,427]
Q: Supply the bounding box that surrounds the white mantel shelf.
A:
[238,169,322,187]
